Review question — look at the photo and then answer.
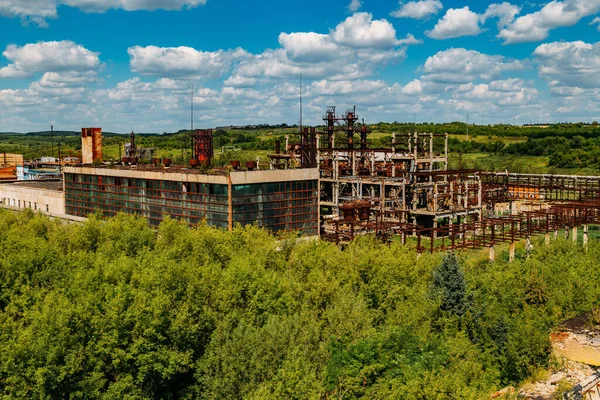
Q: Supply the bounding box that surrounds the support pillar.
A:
[509,242,515,263]
[583,224,589,251]
[489,245,495,262]
[545,233,550,246]
[412,217,417,237]
[572,225,577,243]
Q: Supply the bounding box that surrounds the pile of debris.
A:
[515,314,600,399]
[517,360,594,399]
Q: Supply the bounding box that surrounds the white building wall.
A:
[0,184,65,215]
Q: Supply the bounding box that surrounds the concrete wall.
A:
[230,168,319,184]
[0,184,65,215]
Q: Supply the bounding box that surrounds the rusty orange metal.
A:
[81,128,102,164]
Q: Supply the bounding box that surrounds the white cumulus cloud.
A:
[128,46,250,79]
[0,41,101,79]
[232,13,418,82]
[422,48,525,83]
[330,12,400,48]
[0,0,207,26]
[534,41,600,88]
[347,0,362,12]
[397,33,424,46]
[498,0,600,44]
[60,0,207,12]
[390,0,443,20]
[309,79,386,96]
[489,78,525,92]
[482,2,521,29]
[401,79,423,94]
[278,32,340,62]
[426,7,482,39]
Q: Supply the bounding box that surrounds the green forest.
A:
[0,209,599,399]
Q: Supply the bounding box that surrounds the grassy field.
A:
[364,131,527,145]
[256,128,300,141]
[449,153,551,173]
[448,134,527,144]
[448,153,600,176]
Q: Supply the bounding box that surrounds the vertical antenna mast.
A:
[299,73,303,133]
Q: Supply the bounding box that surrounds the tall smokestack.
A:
[81,128,102,164]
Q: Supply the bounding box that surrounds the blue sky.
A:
[0,0,599,132]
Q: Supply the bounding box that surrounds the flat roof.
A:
[0,180,63,191]
[64,166,319,185]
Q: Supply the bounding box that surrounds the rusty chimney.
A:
[81,128,102,164]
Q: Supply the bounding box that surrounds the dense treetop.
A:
[0,210,598,398]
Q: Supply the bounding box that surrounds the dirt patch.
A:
[553,332,600,366]
[515,316,600,399]
[550,331,570,342]
[518,361,594,399]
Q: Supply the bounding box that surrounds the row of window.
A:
[65,186,229,205]
[2,198,50,212]
[64,174,319,234]
[233,181,318,195]
[65,174,230,196]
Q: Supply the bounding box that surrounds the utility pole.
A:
[57,142,62,173]
[50,125,54,159]
[466,113,469,141]
[190,82,194,163]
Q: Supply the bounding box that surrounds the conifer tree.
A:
[431,253,469,316]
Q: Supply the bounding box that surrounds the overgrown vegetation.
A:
[0,210,598,398]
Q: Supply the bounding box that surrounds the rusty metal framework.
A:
[314,106,481,242]
[312,108,600,254]
[483,172,600,204]
[413,202,600,253]
[323,199,600,254]
[190,129,214,167]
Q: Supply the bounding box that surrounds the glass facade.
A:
[64,172,319,235]
[232,181,318,235]
[64,173,229,228]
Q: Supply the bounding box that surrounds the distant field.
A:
[256,128,301,141]
[448,134,527,144]
[364,132,527,145]
[449,153,550,173]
